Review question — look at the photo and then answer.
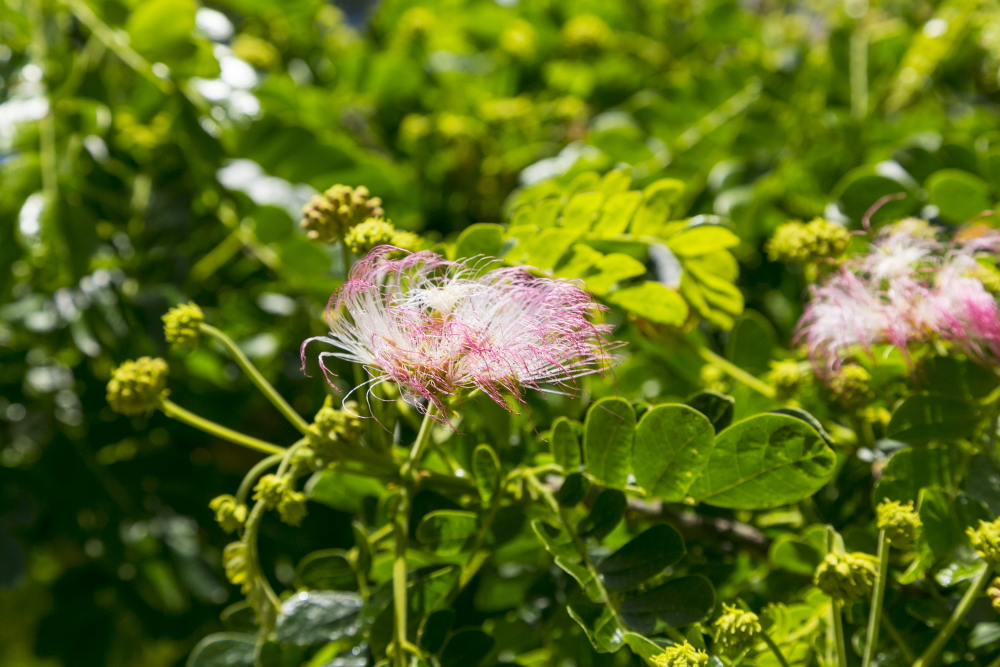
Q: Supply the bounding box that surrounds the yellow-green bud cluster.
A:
[813,552,877,602]
[107,357,169,416]
[301,185,384,244]
[231,34,280,70]
[314,397,363,444]
[766,218,850,265]
[651,643,708,667]
[209,494,248,533]
[828,365,872,409]
[713,603,761,653]
[988,577,1000,613]
[162,302,203,349]
[700,363,729,394]
[343,218,421,256]
[561,15,613,51]
[500,20,537,60]
[253,474,309,526]
[876,500,922,550]
[968,518,1000,568]
[222,540,253,592]
[769,359,805,397]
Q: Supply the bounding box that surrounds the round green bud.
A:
[561,14,613,51]
[987,577,1000,613]
[300,184,384,244]
[209,494,248,534]
[769,359,806,397]
[231,34,280,70]
[500,19,537,60]
[162,301,203,349]
[828,365,872,409]
[278,490,308,527]
[766,218,850,265]
[813,552,878,602]
[968,518,1000,568]
[344,218,398,256]
[106,357,169,416]
[222,540,252,591]
[313,396,363,443]
[876,500,922,550]
[391,230,421,252]
[651,643,708,667]
[713,603,761,653]
[253,474,286,510]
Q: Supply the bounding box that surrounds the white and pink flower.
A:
[302,247,620,416]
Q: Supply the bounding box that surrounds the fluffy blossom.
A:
[302,247,619,416]
[797,219,1000,372]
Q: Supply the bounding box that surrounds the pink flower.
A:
[302,246,620,416]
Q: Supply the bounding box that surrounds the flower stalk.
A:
[160,398,286,456]
[861,530,889,667]
[912,564,991,667]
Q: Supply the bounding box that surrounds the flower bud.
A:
[561,15,613,51]
[314,396,363,443]
[828,364,872,409]
[253,474,286,510]
[876,500,921,550]
[106,357,169,415]
[713,603,761,653]
[987,577,1000,613]
[222,541,253,592]
[301,184,384,244]
[278,490,308,527]
[968,518,1000,568]
[651,643,708,667]
[500,20,536,60]
[814,552,878,602]
[209,494,248,533]
[162,302,203,349]
[344,218,398,256]
[769,359,806,398]
[766,218,850,265]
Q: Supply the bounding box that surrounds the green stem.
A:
[912,564,992,667]
[160,399,285,456]
[236,453,284,505]
[882,614,915,664]
[200,323,312,437]
[761,631,791,667]
[525,473,627,630]
[694,345,776,398]
[862,530,890,667]
[401,404,438,480]
[244,498,281,627]
[832,600,848,667]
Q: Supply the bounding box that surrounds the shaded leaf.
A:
[577,489,627,541]
[598,524,686,590]
[685,391,735,433]
[886,393,980,443]
[567,604,625,653]
[275,591,363,647]
[416,511,478,556]
[472,444,500,502]
[440,629,495,667]
[584,397,636,488]
[551,417,582,472]
[619,575,715,634]
[186,633,255,667]
[633,404,715,502]
[557,472,590,507]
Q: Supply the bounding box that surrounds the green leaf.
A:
[769,407,835,447]
[633,404,715,502]
[561,192,605,231]
[920,356,999,401]
[876,446,959,504]
[600,166,633,196]
[833,169,918,225]
[584,397,636,488]
[597,524,686,590]
[351,521,372,574]
[472,444,500,502]
[585,253,647,295]
[577,489,627,541]
[126,0,196,61]
[556,472,591,507]
[523,228,581,270]
[418,609,455,655]
[966,454,1000,516]
[416,510,478,556]
[306,468,388,513]
[619,575,715,634]
[631,179,685,235]
[725,310,776,375]
[607,282,689,327]
[555,244,604,279]
[927,169,993,224]
[623,633,667,666]
[295,549,356,591]
[275,591,363,646]
[593,191,643,236]
[919,487,961,561]
[440,629,495,667]
[688,414,836,510]
[684,391,735,433]
[551,417,582,471]
[186,633,255,667]
[666,226,740,257]
[566,604,625,653]
[768,534,822,576]
[886,393,981,443]
[454,223,505,260]
[530,520,603,602]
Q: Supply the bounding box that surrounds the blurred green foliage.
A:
[6,0,1000,664]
